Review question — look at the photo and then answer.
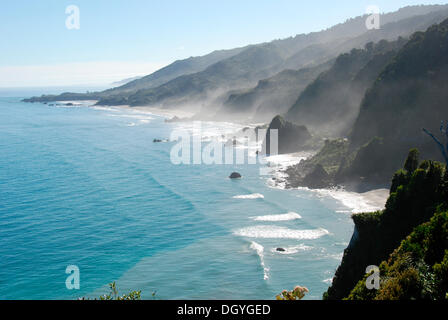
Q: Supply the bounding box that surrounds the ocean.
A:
[0,90,386,300]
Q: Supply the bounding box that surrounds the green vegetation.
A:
[347,209,448,300]
[306,139,349,176]
[284,138,348,189]
[276,286,309,300]
[80,282,143,300]
[324,149,448,300]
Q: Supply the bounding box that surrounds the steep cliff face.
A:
[349,18,448,155]
[346,208,448,300]
[324,150,447,300]
[283,18,448,191]
[285,38,406,137]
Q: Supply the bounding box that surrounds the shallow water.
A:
[0,95,378,300]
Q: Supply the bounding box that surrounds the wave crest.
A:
[234,226,329,239]
[233,193,264,199]
[250,241,269,280]
[252,212,302,221]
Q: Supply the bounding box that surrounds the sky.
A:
[0,0,446,87]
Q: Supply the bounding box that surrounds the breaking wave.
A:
[234,226,329,239]
[250,241,270,280]
[252,212,302,221]
[233,193,265,199]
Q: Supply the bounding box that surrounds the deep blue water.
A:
[0,94,355,300]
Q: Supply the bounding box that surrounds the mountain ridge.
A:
[24,4,448,115]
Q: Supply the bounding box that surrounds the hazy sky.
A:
[1,0,446,87]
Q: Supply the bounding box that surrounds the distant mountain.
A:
[23,47,247,103]
[208,5,448,122]
[285,38,407,137]
[24,4,448,113]
[103,48,247,95]
[110,76,142,87]
[111,43,288,108]
[214,60,333,122]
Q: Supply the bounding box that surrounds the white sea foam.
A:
[234,226,329,239]
[310,187,389,214]
[233,193,265,199]
[108,114,154,121]
[264,152,314,190]
[264,153,309,167]
[91,106,120,112]
[250,241,270,280]
[173,121,246,139]
[323,278,333,284]
[252,212,302,222]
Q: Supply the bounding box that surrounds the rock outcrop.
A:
[229,172,242,179]
[264,115,311,154]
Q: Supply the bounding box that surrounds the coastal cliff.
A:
[324,150,448,299]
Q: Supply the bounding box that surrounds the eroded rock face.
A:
[229,172,242,179]
[264,115,311,154]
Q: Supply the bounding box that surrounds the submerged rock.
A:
[229,172,242,179]
[153,139,169,143]
[276,248,286,252]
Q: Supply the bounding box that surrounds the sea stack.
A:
[264,115,311,154]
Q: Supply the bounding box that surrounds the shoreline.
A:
[65,100,391,214]
[266,152,390,214]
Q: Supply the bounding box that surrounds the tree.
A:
[423,121,448,167]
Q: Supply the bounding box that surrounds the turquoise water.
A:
[0,94,355,300]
